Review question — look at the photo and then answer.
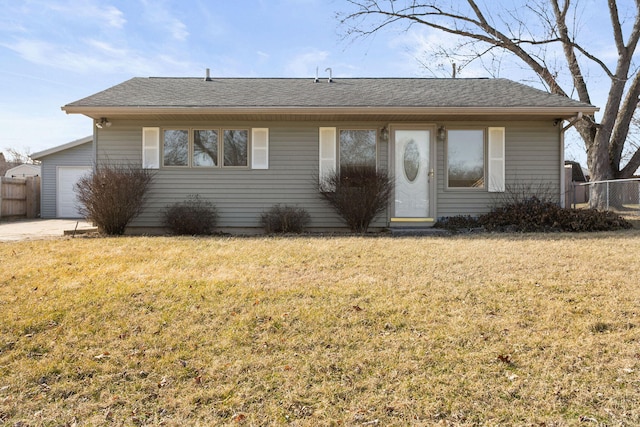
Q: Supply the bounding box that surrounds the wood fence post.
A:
[26,176,41,218]
[0,177,3,220]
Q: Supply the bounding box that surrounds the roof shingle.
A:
[64,77,596,111]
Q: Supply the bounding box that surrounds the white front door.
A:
[57,166,90,218]
[393,129,433,219]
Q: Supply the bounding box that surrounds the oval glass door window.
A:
[403,140,420,182]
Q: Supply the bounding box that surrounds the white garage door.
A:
[57,166,91,218]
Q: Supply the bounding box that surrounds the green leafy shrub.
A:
[260,204,310,234]
[164,195,218,235]
[319,165,394,233]
[75,163,154,235]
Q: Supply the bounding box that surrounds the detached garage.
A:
[32,136,93,218]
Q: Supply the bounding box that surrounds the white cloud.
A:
[84,39,129,57]
[388,28,487,78]
[46,1,126,29]
[169,20,189,42]
[140,0,190,42]
[285,49,330,77]
[101,5,127,29]
[2,37,195,76]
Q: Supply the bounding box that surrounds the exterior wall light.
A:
[380,125,389,142]
[96,118,112,128]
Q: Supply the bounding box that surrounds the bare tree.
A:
[339,0,640,208]
[3,147,37,165]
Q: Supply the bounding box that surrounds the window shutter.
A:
[319,127,337,188]
[251,128,269,169]
[142,127,160,169]
[488,127,505,192]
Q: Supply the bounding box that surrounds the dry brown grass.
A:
[1,232,640,426]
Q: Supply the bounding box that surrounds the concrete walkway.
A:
[0,219,97,242]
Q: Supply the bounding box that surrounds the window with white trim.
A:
[193,129,218,167]
[318,128,378,185]
[339,129,377,172]
[157,127,266,169]
[163,129,189,167]
[447,129,485,189]
[223,129,248,167]
[446,127,505,191]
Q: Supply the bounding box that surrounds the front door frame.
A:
[389,123,437,225]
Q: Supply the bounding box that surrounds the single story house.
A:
[31,136,93,218]
[61,76,597,233]
[4,163,40,178]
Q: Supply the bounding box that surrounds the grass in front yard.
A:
[1,232,640,426]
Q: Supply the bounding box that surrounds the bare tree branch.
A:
[550,0,591,103]
[338,0,640,208]
[610,72,640,173]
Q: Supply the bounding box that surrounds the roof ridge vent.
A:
[205,68,212,82]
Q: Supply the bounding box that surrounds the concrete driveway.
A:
[0,219,96,242]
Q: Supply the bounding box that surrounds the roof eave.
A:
[62,105,599,119]
[31,135,93,160]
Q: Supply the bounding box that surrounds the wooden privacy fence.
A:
[0,176,40,219]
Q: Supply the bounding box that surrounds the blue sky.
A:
[0,0,626,165]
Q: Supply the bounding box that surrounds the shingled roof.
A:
[62,77,597,119]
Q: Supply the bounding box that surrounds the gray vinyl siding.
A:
[38,141,93,218]
[96,121,389,231]
[436,121,561,217]
[95,119,559,230]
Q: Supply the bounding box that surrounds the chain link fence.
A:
[569,178,640,216]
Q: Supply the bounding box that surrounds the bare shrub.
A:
[164,194,218,235]
[260,204,310,234]
[435,180,632,232]
[434,215,481,232]
[491,181,558,206]
[319,165,393,233]
[75,164,154,235]
[479,197,632,232]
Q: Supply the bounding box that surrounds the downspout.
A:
[559,112,583,207]
[92,119,98,173]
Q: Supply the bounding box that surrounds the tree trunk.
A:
[587,127,615,210]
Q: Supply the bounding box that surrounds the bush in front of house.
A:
[479,197,632,232]
[75,163,154,235]
[164,194,218,235]
[319,165,394,233]
[260,204,311,234]
[433,215,482,232]
[435,197,632,233]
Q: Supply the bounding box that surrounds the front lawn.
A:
[1,233,639,425]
